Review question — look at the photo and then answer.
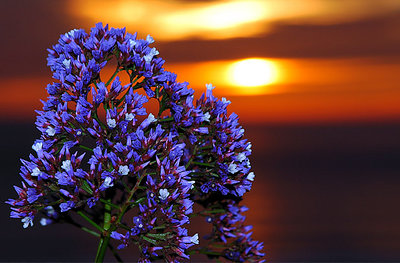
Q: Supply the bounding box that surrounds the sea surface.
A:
[1,122,399,262]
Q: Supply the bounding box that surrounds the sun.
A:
[229,58,278,87]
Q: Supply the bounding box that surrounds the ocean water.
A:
[1,122,399,262]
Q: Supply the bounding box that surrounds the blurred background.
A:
[1,0,400,262]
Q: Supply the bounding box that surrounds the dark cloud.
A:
[1,1,399,79]
[157,11,400,62]
[0,0,78,78]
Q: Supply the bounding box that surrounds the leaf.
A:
[130,197,146,207]
[204,209,226,214]
[142,235,157,245]
[81,180,93,194]
[146,232,171,240]
[100,198,120,209]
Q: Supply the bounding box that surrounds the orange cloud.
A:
[1,57,399,124]
[67,0,400,41]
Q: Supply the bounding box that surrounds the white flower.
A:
[159,188,169,200]
[129,39,136,48]
[188,180,195,189]
[107,118,117,128]
[102,177,113,188]
[125,113,134,121]
[21,217,33,228]
[118,165,129,175]
[65,29,78,38]
[202,112,211,122]
[246,143,252,153]
[190,233,199,244]
[31,167,41,177]
[228,163,238,174]
[147,113,156,123]
[222,97,231,105]
[46,126,56,136]
[206,83,215,91]
[144,47,159,63]
[32,142,42,152]
[140,113,157,129]
[61,160,72,171]
[62,59,71,69]
[146,34,154,44]
[237,152,246,162]
[45,206,56,217]
[247,172,255,181]
[40,218,50,226]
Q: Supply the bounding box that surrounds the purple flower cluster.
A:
[164,81,264,262]
[7,23,264,262]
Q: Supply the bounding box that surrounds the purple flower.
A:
[60,201,75,212]
[87,197,97,208]
[55,172,75,186]
[7,23,263,262]
[26,188,42,203]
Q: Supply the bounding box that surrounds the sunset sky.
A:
[1,1,399,262]
[1,0,400,123]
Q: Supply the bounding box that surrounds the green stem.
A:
[116,92,128,107]
[108,243,124,262]
[159,116,174,122]
[116,173,146,224]
[152,224,166,230]
[117,223,131,231]
[105,67,120,87]
[100,198,120,209]
[78,145,93,152]
[188,249,221,256]
[185,158,194,169]
[199,145,213,150]
[185,146,198,169]
[203,209,226,214]
[95,234,111,263]
[67,216,101,238]
[192,161,214,168]
[94,174,146,262]
[115,77,141,107]
[93,110,107,130]
[95,200,112,262]
[119,180,131,192]
[82,226,101,238]
[77,211,103,233]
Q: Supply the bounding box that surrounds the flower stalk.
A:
[6,23,265,263]
[95,201,112,262]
